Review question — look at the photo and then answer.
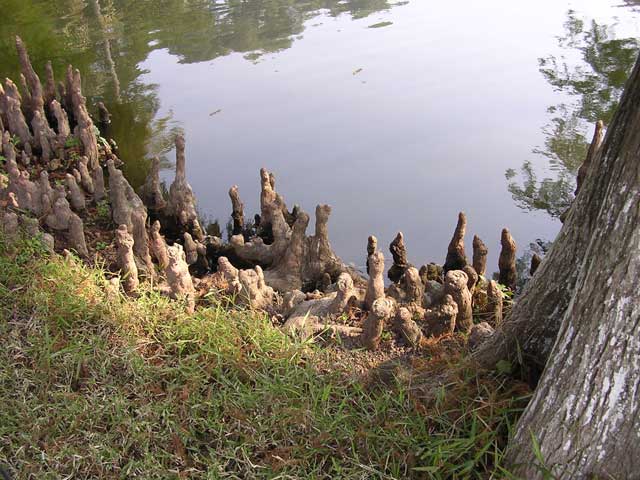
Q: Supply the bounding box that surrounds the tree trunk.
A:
[504,55,640,478]
[474,55,640,381]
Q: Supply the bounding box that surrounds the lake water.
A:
[1,0,638,274]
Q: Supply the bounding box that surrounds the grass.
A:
[0,235,530,479]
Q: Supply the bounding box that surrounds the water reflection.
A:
[0,0,403,187]
[506,9,640,219]
[130,0,401,63]
[1,1,638,271]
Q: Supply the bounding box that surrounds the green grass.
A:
[0,235,529,479]
[64,136,81,148]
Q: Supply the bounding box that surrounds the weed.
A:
[497,283,514,301]
[98,136,110,149]
[65,136,81,148]
[95,241,109,251]
[95,200,111,221]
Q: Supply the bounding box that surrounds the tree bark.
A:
[504,54,640,478]
[473,59,640,378]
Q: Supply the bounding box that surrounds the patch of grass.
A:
[64,136,81,148]
[0,235,529,479]
[95,200,111,222]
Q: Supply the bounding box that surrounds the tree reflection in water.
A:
[0,0,402,186]
[506,9,639,220]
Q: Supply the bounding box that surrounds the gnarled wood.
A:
[3,79,32,145]
[472,235,488,277]
[115,225,139,293]
[50,100,70,140]
[15,36,46,121]
[165,243,195,313]
[444,212,467,273]
[167,135,203,240]
[140,156,166,211]
[444,270,473,333]
[69,69,99,169]
[365,250,385,310]
[362,297,395,350]
[498,228,517,291]
[229,185,245,236]
[43,61,56,110]
[150,220,169,270]
[388,232,410,283]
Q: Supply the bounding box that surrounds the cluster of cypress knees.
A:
[1,36,542,351]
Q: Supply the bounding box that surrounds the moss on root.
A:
[0,235,529,479]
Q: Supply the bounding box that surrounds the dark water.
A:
[1,0,638,273]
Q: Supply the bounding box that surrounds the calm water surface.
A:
[1,0,638,273]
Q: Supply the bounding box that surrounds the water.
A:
[1,0,638,274]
